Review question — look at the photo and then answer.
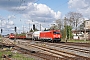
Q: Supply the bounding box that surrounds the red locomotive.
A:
[9,33,26,39]
[9,33,15,39]
[39,30,61,42]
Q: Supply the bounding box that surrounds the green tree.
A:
[61,27,66,39]
[66,26,72,39]
[34,28,39,31]
[30,28,33,32]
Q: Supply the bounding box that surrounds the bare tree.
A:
[55,19,63,30]
[66,12,83,30]
[50,24,59,30]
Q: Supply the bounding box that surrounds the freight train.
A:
[9,30,61,42]
[31,30,61,42]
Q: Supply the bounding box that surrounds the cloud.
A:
[68,0,90,18]
[23,3,61,30]
[0,15,14,33]
[8,15,16,20]
[0,0,61,24]
[0,0,62,34]
[23,3,61,23]
[0,20,14,28]
[0,15,5,20]
[0,0,36,9]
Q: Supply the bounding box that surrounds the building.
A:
[84,20,90,40]
[73,20,90,40]
[84,20,90,29]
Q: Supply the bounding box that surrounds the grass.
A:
[61,38,90,43]
[0,49,34,60]
[13,53,34,60]
[68,39,90,43]
[0,38,2,41]
[0,50,12,60]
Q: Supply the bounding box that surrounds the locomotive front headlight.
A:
[53,35,56,37]
[58,35,60,38]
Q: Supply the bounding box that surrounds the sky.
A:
[0,0,90,35]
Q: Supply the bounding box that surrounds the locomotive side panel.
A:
[40,31,53,41]
[40,30,61,42]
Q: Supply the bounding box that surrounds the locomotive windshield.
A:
[53,31,60,34]
[10,33,14,35]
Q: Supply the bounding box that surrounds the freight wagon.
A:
[26,32,33,39]
[39,30,61,42]
[32,31,42,40]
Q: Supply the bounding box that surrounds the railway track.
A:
[15,44,76,60]
[15,40,90,60]
[34,42,90,58]
[13,45,64,60]
[0,38,64,60]
[43,42,90,53]
[12,39,90,59]
[62,42,90,47]
[0,38,14,47]
[1,38,90,60]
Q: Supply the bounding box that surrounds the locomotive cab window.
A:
[53,31,60,34]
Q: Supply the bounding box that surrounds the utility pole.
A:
[64,17,67,42]
[1,29,3,49]
[0,20,3,49]
[69,17,72,40]
[40,24,41,31]
[84,21,86,41]
[28,20,31,32]
[23,25,24,33]
[14,26,17,43]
